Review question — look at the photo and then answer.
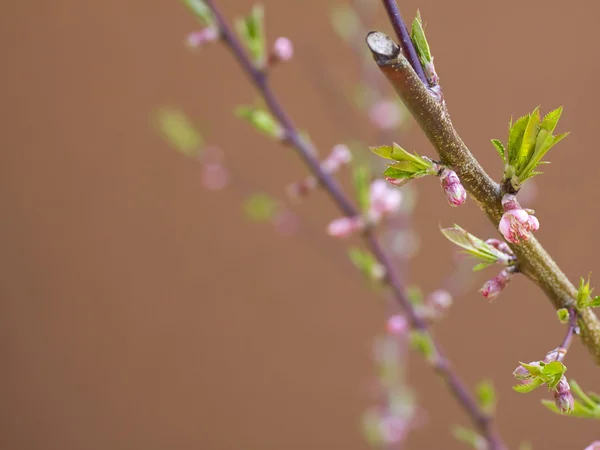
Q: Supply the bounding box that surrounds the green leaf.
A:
[353,164,371,213]
[540,106,563,133]
[517,107,541,168]
[153,107,203,157]
[520,361,543,377]
[491,139,506,162]
[243,193,279,221]
[507,114,529,164]
[235,4,266,66]
[519,442,533,450]
[182,0,214,25]
[411,10,432,64]
[589,296,600,308]
[541,361,566,389]
[452,426,486,450]
[476,379,496,414]
[557,308,570,324]
[235,105,283,139]
[440,225,508,265]
[569,379,599,410]
[513,377,544,393]
[409,330,436,362]
[370,143,433,169]
[541,398,600,418]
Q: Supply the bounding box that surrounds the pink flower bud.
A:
[427,289,453,314]
[186,27,220,48]
[321,144,352,173]
[379,415,408,444]
[326,216,364,238]
[270,37,294,63]
[485,238,514,256]
[499,194,539,243]
[480,268,513,301]
[424,58,439,85]
[368,99,404,130]
[439,168,466,207]
[543,347,566,363]
[386,315,408,336]
[554,376,574,414]
[384,176,409,187]
[584,442,600,450]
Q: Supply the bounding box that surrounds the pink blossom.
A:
[368,99,403,130]
[385,176,409,187]
[186,27,220,48]
[480,268,513,301]
[439,168,466,206]
[386,315,408,336]
[499,194,539,243]
[554,376,574,414]
[543,347,566,363]
[200,163,229,190]
[269,37,294,63]
[326,216,364,237]
[369,179,402,222]
[584,442,600,450]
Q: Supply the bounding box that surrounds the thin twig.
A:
[365,28,600,365]
[380,0,428,85]
[557,308,579,362]
[202,1,505,448]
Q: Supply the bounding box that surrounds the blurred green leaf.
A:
[476,379,496,414]
[452,426,486,450]
[244,193,279,221]
[153,107,203,157]
[235,4,266,66]
[235,105,283,139]
[182,0,214,25]
[353,163,371,213]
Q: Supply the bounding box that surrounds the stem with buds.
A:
[365,11,600,365]
[203,0,506,447]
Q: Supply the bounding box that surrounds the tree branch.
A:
[203,1,505,448]
[365,29,600,365]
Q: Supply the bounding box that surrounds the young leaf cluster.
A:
[513,361,567,394]
[542,379,600,419]
[492,107,568,192]
[370,143,435,184]
[440,225,512,271]
[576,276,600,309]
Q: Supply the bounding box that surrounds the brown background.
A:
[2,0,600,449]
